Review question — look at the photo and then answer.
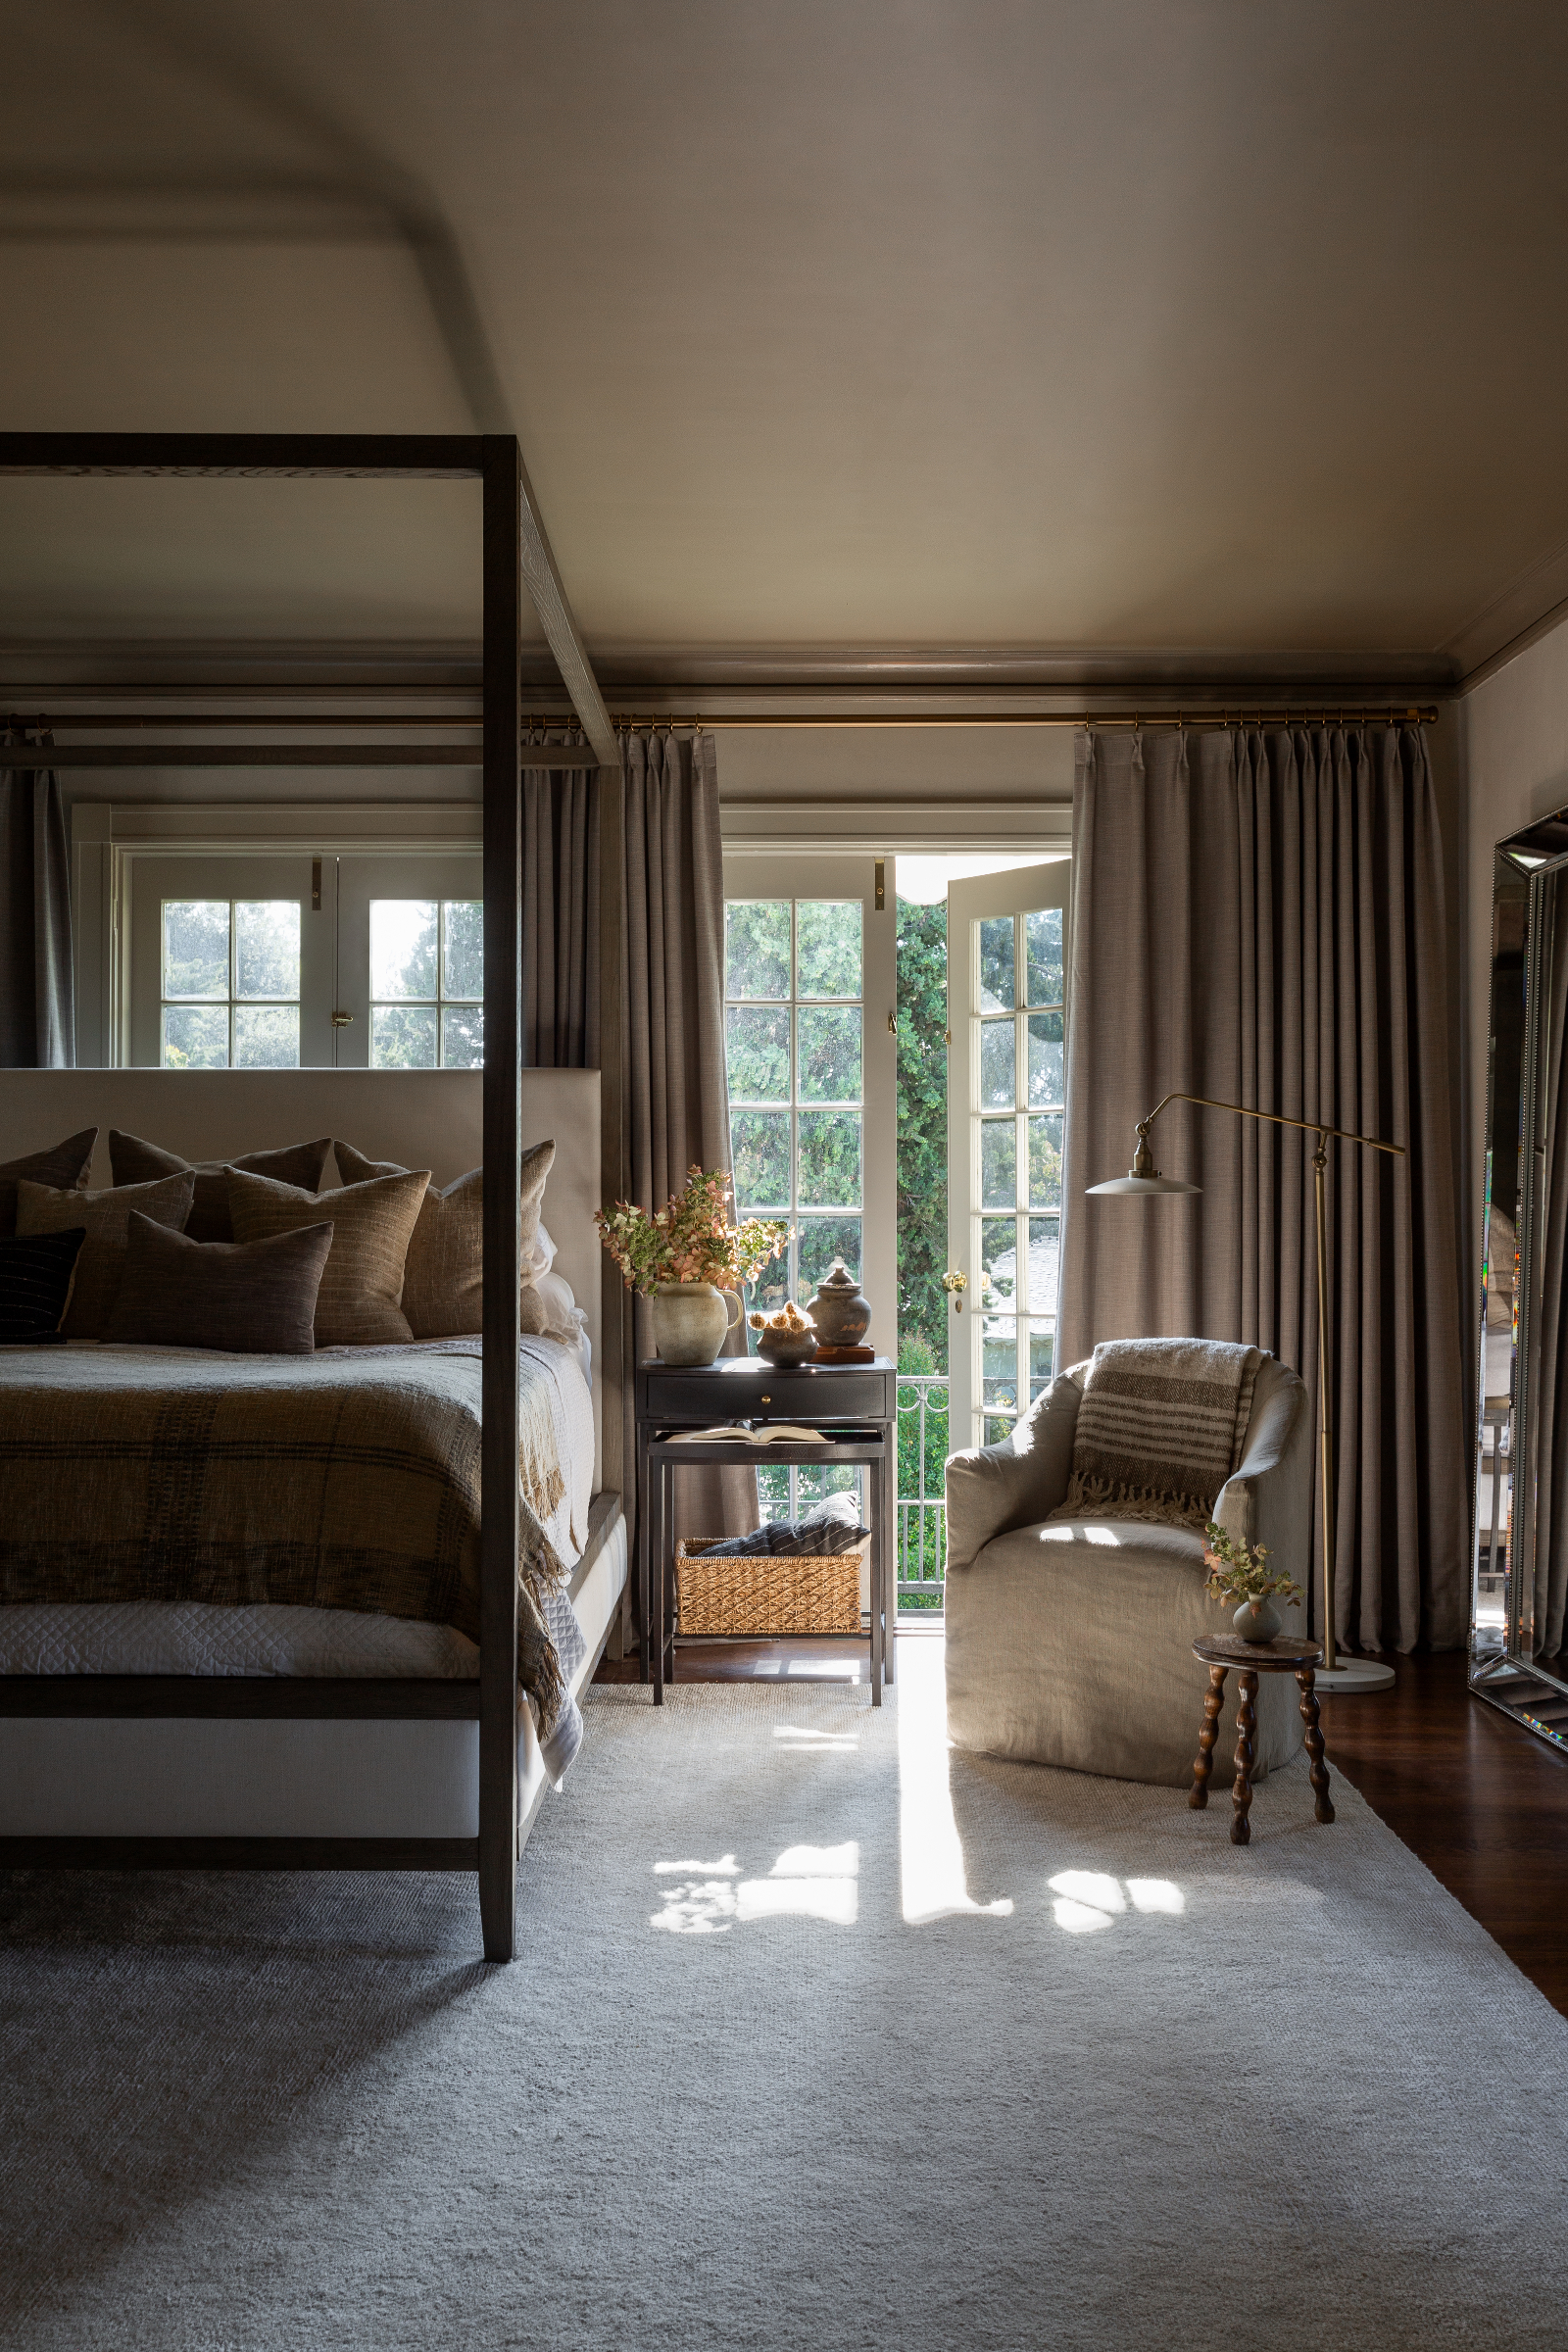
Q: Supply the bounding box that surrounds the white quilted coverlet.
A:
[0,1333,597,1682]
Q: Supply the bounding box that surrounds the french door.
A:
[946,862,1070,1447]
[124,852,482,1068]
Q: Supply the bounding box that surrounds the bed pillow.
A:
[225,1163,430,1348]
[0,1127,98,1238]
[109,1130,333,1244]
[15,1170,196,1339]
[332,1138,556,1339]
[105,1212,333,1354]
[0,1228,88,1344]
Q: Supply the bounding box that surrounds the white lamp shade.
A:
[1085,1174,1202,1196]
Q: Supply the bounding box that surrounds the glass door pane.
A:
[126,856,331,1067]
[947,863,1071,1447]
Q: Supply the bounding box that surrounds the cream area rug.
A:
[5,1642,1568,2351]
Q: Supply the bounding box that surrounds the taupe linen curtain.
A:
[1057,723,1465,1652]
[0,747,74,1068]
[621,728,757,1544]
[521,730,599,1068]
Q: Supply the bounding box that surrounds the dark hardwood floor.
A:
[597,1637,1568,2016]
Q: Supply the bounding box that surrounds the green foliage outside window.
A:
[896,899,949,1374]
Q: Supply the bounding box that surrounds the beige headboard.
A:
[0,1067,605,1484]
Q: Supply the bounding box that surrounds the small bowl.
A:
[755,1325,818,1367]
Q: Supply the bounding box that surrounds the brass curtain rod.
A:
[6,703,1438,736]
[613,706,1438,731]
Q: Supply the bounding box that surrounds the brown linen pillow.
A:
[333,1138,557,1338]
[109,1130,332,1244]
[0,1127,98,1238]
[16,1170,196,1339]
[105,1211,333,1353]
[225,1163,430,1347]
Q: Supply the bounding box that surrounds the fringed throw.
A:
[1049,1337,1261,1528]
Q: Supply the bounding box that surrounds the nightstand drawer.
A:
[643,1367,892,1423]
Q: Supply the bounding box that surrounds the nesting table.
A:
[1189,1632,1335,1843]
[635,1356,898,1706]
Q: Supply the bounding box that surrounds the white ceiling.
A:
[4,0,1568,686]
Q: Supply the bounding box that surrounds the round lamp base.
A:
[1313,1657,1396,1695]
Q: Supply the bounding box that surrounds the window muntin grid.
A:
[160,898,300,1068]
[368,899,484,1068]
[974,906,1064,1445]
[725,899,864,1330]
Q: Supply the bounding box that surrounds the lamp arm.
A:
[1131,1090,1404,1174]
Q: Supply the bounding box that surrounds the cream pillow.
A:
[16,1170,195,1340]
[331,1138,556,1339]
[225,1165,430,1348]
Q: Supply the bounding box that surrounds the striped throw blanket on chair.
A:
[1051,1336,1262,1528]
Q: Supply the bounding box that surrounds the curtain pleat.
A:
[1057,722,1466,1653]
[0,753,74,1069]
[521,734,600,1069]
[622,730,757,1547]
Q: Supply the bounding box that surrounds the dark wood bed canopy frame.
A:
[0,431,612,1963]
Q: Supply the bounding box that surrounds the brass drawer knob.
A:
[760,1394,771,1403]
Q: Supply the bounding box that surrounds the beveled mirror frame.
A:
[1471,802,1568,1746]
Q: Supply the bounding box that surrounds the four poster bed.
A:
[0,434,623,1962]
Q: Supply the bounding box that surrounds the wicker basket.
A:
[675,1535,867,1638]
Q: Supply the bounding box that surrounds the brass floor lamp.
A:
[1086,1092,1404,1696]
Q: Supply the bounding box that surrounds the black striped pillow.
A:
[0,1228,86,1344]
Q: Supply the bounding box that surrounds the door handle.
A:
[331,1010,355,1027]
[941,1270,968,1315]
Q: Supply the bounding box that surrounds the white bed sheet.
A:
[0,1333,597,1682]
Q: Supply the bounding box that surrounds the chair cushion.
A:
[945,1513,1303,1788]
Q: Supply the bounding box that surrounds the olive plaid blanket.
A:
[0,1339,574,1740]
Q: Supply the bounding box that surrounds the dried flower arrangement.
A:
[595,1165,788,1298]
[1201,1522,1302,1610]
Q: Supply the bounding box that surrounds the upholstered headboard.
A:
[0,1067,605,1483]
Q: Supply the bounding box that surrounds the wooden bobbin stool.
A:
[1189,1633,1335,1845]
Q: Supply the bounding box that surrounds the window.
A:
[725,897,864,1317]
[368,899,484,1068]
[160,898,300,1068]
[973,903,1064,1444]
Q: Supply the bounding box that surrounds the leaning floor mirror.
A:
[1473,804,1568,1745]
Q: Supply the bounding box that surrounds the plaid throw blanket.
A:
[0,1340,575,1747]
[1050,1337,1261,1528]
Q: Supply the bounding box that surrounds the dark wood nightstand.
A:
[635,1356,898,1706]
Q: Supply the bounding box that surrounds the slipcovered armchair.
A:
[943,1353,1314,1788]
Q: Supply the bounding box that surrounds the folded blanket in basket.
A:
[1050,1336,1261,1529]
[698,1494,870,1558]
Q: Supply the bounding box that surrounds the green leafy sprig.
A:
[1202,1522,1302,1610]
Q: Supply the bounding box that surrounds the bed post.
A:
[480,435,523,1963]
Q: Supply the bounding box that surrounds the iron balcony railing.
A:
[897,1373,949,1611]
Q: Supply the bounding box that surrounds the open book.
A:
[665,1423,828,1445]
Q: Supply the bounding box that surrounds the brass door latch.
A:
[330,1010,354,1027]
[941,1270,968,1314]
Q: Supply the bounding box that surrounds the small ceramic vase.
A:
[649,1282,742,1367]
[808,1257,871,1349]
[1232,1595,1283,1644]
